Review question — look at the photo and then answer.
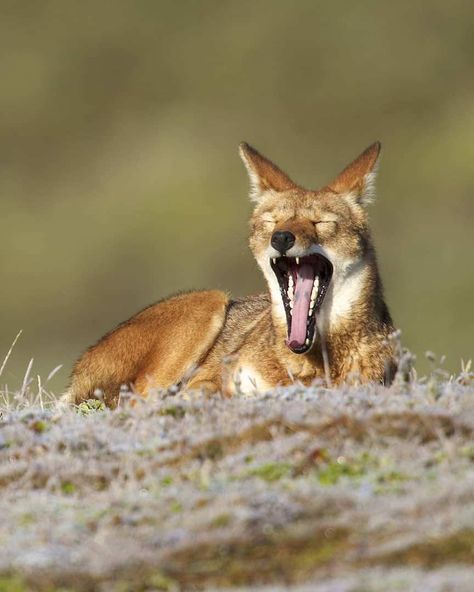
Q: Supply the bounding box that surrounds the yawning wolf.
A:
[68,142,396,406]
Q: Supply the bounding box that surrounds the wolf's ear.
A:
[239,142,297,202]
[326,142,381,207]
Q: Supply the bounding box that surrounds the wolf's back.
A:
[66,290,229,407]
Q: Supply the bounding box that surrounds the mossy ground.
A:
[0,371,473,591]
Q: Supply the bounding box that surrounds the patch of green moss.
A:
[170,500,182,513]
[317,457,368,485]
[247,462,293,482]
[460,444,474,461]
[61,481,76,495]
[314,453,409,489]
[109,571,179,592]
[376,470,409,484]
[146,572,179,591]
[77,399,106,416]
[211,513,232,528]
[29,419,49,433]
[136,448,154,457]
[433,450,449,464]
[373,470,410,494]
[18,512,35,526]
[0,575,26,592]
[159,405,185,419]
[161,475,173,487]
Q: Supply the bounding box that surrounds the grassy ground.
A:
[0,362,473,591]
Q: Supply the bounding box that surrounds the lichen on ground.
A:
[0,368,473,591]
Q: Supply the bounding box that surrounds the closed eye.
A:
[314,220,337,225]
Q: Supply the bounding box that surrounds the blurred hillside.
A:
[1,0,473,392]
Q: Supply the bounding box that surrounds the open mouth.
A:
[270,254,333,354]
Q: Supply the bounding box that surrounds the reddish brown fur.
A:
[327,141,381,196]
[68,291,228,406]
[68,142,396,406]
[239,142,298,194]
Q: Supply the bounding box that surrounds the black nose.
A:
[271,230,296,254]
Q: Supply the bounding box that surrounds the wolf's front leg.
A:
[185,378,221,397]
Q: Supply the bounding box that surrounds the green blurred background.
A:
[1,0,473,394]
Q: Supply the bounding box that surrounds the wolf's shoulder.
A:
[227,293,271,317]
[215,293,271,351]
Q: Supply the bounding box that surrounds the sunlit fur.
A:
[68,142,396,406]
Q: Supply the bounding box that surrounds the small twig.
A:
[0,330,23,378]
[20,358,34,399]
[47,364,63,382]
[37,375,43,410]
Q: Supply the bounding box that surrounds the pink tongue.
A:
[287,263,315,350]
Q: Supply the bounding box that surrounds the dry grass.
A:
[0,359,473,591]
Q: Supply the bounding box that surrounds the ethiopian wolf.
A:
[68,141,396,406]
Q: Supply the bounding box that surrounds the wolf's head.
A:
[240,141,381,354]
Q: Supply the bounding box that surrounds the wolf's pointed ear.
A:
[326,142,381,207]
[239,142,297,202]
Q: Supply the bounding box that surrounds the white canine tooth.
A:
[311,277,320,299]
[305,338,310,346]
[272,258,276,264]
[296,257,300,265]
[288,275,294,287]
